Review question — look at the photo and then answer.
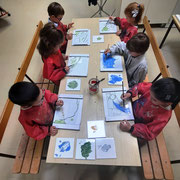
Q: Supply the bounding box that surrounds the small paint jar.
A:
[89,78,99,94]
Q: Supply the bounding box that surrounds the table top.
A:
[46,17,141,166]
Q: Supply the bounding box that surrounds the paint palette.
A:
[54,138,74,158]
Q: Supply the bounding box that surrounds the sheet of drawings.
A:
[108,73,123,85]
[53,94,83,130]
[100,50,123,72]
[72,29,90,45]
[75,139,95,160]
[67,54,89,77]
[54,138,74,158]
[92,35,104,43]
[66,79,81,91]
[102,88,134,121]
[96,138,116,159]
[87,120,106,138]
[99,19,117,34]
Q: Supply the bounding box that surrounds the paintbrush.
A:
[105,44,110,59]
[105,9,116,27]
[122,81,125,107]
[93,78,105,87]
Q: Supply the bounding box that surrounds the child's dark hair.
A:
[9,81,40,106]
[151,78,180,109]
[124,2,144,24]
[48,2,65,17]
[37,22,64,58]
[126,32,150,54]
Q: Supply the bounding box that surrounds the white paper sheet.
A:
[54,138,74,158]
[72,29,90,45]
[99,19,117,34]
[66,79,81,91]
[75,139,95,160]
[87,120,106,138]
[92,35,104,43]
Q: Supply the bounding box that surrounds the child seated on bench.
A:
[109,2,144,43]
[37,22,69,86]
[104,32,150,88]
[120,77,180,141]
[48,2,74,53]
[8,81,63,140]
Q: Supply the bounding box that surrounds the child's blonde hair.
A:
[124,2,144,24]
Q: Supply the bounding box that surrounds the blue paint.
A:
[113,101,130,113]
[58,141,71,152]
[109,75,123,84]
[103,53,116,68]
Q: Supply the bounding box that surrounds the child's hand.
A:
[66,33,73,40]
[104,49,111,55]
[68,22,74,29]
[109,16,115,21]
[56,100,64,106]
[50,126,58,136]
[116,30,121,36]
[120,120,131,132]
[65,66,70,72]
[121,92,131,100]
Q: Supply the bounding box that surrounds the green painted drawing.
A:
[68,80,78,89]
[102,26,108,31]
[81,142,92,159]
[54,119,66,124]
[97,37,102,40]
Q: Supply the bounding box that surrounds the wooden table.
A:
[46,18,141,166]
[159,15,180,48]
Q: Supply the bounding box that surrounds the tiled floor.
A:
[0,0,180,180]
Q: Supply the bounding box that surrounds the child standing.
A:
[120,78,180,141]
[37,22,69,86]
[104,32,150,88]
[8,82,64,140]
[48,2,74,53]
[109,2,144,43]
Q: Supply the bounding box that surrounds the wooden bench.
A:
[138,16,180,180]
[0,20,56,174]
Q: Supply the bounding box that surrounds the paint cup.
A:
[89,78,99,94]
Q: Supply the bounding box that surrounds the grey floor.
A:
[0,0,180,180]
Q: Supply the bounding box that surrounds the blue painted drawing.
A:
[101,144,111,152]
[103,53,116,68]
[58,141,71,152]
[113,101,130,113]
[108,74,123,85]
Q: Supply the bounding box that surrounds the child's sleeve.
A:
[19,117,49,140]
[127,82,151,97]
[130,114,171,141]
[109,41,127,55]
[44,89,58,107]
[123,28,138,43]
[128,65,147,88]
[114,17,121,27]
[45,62,66,83]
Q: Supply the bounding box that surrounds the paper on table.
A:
[99,19,117,34]
[66,78,81,91]
[72,29,90,45]
[92,35,104,43]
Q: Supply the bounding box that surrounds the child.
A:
[104,32,150,88]
[120,78,180,141]
[37,22,69,86]
[109,2,144,43]
[8,81,63,140]
[48,2,74,53]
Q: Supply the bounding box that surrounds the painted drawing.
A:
[72,29,90,45]
[75,139,95,160]
[108,73,123,85]
[92,35,104,43]
[87,120,106,138]
[66,79,81,91]
[53,94,83,130]
[67,54,89,77]
[100,51,123,71]
[102,88,134,121]
[96,138,116,159]
[99,19,117,34]
[54,138,74,158]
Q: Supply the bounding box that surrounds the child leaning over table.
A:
[109,2,144,43]
[48,2,74,53]
[120,77,180,141]
[8,81,63,140]
[37,22,69,86]
[104,32,150,88]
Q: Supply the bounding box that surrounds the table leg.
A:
[159,19,174,48]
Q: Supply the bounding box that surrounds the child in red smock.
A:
[9,81,63,140]
[120,78,180,141]
[109,2,144,43]
[37,23,70,86]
